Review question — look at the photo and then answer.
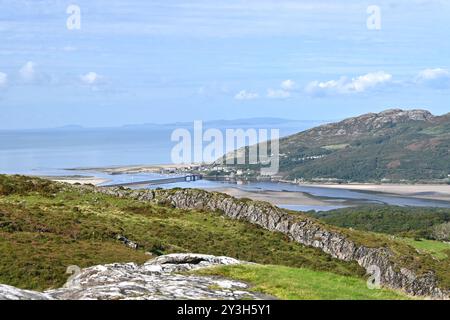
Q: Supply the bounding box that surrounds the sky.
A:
[0,0,450,129]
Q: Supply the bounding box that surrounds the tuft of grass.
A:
[193,264,411,300]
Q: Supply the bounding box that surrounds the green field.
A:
[399,238,450,260]
[194,264,410,300]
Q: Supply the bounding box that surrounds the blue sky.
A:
[0,0,449,129]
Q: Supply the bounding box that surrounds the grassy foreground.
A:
[1,175,449,298]
[0,175,364,290]
[194,264,410,300]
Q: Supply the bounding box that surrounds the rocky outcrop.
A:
[1,254,273,300]
[116,234,139,250]
[0,284,53,300]
[88,186,449,299]
[306,109,435,137]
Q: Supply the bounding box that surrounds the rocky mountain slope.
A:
[0,254,272,300]
[229,109,450,182]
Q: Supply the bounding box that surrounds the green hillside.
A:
[0,175,363,291]
[280,109,450,182]
[225,109,450,182]
[1,175,449,299]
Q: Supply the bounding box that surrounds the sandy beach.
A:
[298,183,450,202]
[43,176,110,186]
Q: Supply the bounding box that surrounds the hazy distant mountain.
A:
[121,118,327,129]
[9,118,328,132]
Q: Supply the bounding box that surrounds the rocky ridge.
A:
[0,254,271,300]
[303,109,435,137]
[93,186,449,299]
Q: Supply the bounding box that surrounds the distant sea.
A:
[0,119,324,175]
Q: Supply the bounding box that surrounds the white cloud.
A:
[305,71,392,96]
[348,72,392,92]
[234,90,259,100]
[16,61,53,85]
[416,68,448,80]
[0,72,7,87]
[80,72,101,85]
[415,68,450,89]
[266,79,296,99]
[267,88,291,99]
[281,79,295,90]
[19,61,35,82]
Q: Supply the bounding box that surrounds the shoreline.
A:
[39,163,450,203]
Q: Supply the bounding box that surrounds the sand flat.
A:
[298,183,450,202]
[209,187,335,206]
[46,177,110,186]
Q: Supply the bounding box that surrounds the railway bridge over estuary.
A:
[105,174,202,188]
